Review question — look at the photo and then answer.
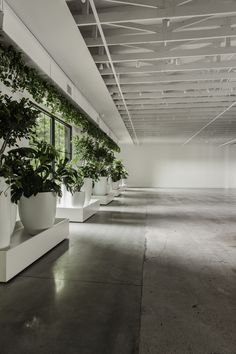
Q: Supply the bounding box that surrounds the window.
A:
[55,119,72,160]
[34,112,51,144]
[33,108,72,160]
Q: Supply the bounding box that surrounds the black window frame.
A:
[33,104,72,161]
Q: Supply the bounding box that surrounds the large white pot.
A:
[81,178,93,206]
[10,202,17,234]
[112,181,120,190]
[93,177,107,196]
[19,192,57,235]
[107,177,112,193]
[0,190,11,249]
[0,179,17,249]
[121,178,127,187]
[70,191,85,208]
[58,184,66,206]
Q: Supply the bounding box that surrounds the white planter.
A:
[70,191,85,208]
[121,178,127,187]
[93,177,107,196]
[19,192,57,235]
[58,184,66,206]
[10,202,17,234]
[112,181,120,190]
[0,179,17,249]
[107,177,112,193]
[81,178,93,206]
[0,190,11,249]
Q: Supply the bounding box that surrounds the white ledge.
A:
[56,199,100,222]
[0,218,69,282]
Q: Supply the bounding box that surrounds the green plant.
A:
[0,44,120,152]
[63,166,84,194]
[73,135,115,178]
[1,141,74,203]
[110,160,128,182]
[80,161,99,180]
[73,135,95,163]
[0,95,40,158]
[92,141,115,177]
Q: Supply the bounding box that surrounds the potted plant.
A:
[92,142,115,196]
[2,140,72,235]
[80,161,98,206]
[64,166,85,208]
[0,94,40,247]
[120,163,129,188]
[73,136,97,203]
[110,160,128,190]
[73,135,115,197]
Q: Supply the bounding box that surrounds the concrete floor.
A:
[0,189,236,354]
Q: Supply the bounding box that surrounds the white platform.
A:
[92,192,114,205]
[0,218,69,282]
[56,199,100,222]
[113,189,121,197]
[119,186,126,192]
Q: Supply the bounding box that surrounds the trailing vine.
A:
[0,43,120,152]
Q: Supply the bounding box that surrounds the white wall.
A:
[226,145,236,188]
[120,143,235,189]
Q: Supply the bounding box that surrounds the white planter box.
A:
[0,218,69,282]
[113,189,121,197]
[56,199,100,222]
[93,177,107,196]
[92,192,114,205]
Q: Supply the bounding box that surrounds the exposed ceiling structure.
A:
[66,0,236,146]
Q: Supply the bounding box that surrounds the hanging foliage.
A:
[0,43,120,152]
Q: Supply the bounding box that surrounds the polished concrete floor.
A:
[0,188,236,354]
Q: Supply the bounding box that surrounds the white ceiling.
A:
[66,0,236,146]
[5,0,132,143]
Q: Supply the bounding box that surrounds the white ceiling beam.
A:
[93,46,236,63]
[112,90,236,99]
[105,72,236,85]
[122,112,236,117]
[96,16,222,38]
[171,15,214,32]
[98,15,229,38]
[86,28,236,47]
[90,16,236,41]
[103,0,194,8]
[119,102,231,109]
[75,1,236,26]
[101,60,236,75]
[120,108,223,114]
[106,22,157,34]
[109,81,236,93]
[102,0,158,9]
[122,116,220,120]
[115,96,236,105]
